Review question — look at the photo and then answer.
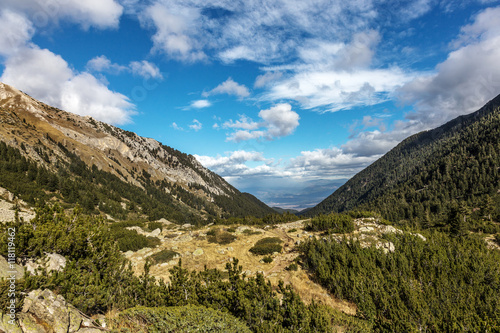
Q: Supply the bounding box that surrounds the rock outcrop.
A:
[0,289,105,333]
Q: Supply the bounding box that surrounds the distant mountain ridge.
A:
[0,82,274,222]
[304,93,500,225]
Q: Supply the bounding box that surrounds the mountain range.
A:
[0,82,274,224]
[305,92,500,229]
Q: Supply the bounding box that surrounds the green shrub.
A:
[242,229,262,235]
[286,263,298,271]
[249,237,283,255]
[110,220,145,229]
[110,305,252,333]
[262,256,273,263]
[305,213,354,233]
[495,234,500,246]
[348,211,380,219]
[207,229,237,245]
[113,229,160,252]
[288,228,298,233]
[226,227,237,233]
[254,237,283,245]
[150,249,180,264]
[147,221,164,232]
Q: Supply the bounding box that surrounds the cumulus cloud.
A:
[341,130,400,157]
[0,6,136,125]
[259,103,300,137]
[195,146,378,200]
[1,46,134,125]
[204,77,250,98]
[60,73,134,124]
[194,150,269,177]
[223,115,260,130]
[288,147,378,179]
[223,103,299,142]
[398,6,500,129]
[1,0,123,29]
[189,119,203,131]
[0,10,34,56]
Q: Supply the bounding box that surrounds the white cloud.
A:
[1,46,135,125]
[2,0,123,30]
[190,99,212,109]
[86,55,126,73]
[194,150,270,177]
[265,67,411,112]
[129,60,163,79]
[288,147,378,179]
[259,103,300,138]
[172,122,184,131]
[254,71,283,88]
[195,146,378,197]
[141,2,205,62]
[204,77,250,98]
[398,6,500,129]
[87,56,163,80]
[61,73,134,124]
[0,10,34,56]
[226,130,267,142]
[223,115,260,130]
[189,119,203,131]
[341,130,399,157]
[223,103,299,142]
[1,46,73,107]
[138,0,379,64]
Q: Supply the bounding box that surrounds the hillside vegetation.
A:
[0,205,367,332]
[305,94,500,233]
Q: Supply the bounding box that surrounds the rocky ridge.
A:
[0,82,274,220]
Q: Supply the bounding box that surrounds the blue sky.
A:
[1,0,500,209]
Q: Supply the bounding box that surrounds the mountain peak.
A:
[0,82,274,223]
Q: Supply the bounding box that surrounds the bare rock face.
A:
[21,289,82,333]
[0,289,106,333]
[25,253,67,275]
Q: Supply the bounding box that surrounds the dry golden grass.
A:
[125,220,357,316]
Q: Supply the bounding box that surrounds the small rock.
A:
[227,247,233,252]
[177,235,193,242]
[149,228,161,237]
[359,226,375,232]
[181,223,192,229]
[193,248,204,256]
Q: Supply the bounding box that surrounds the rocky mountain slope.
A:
[304,93,500,228]
[0,82,274,223]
